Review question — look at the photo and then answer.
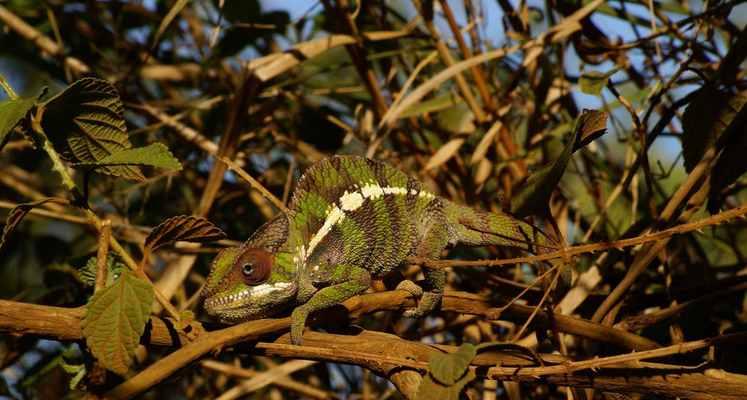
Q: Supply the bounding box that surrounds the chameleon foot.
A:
[396,279,424,298]
[396,280,441,318]
[290,307,309,345]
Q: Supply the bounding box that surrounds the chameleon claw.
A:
[396,280,424,298]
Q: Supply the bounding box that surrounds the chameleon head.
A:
[203,246,297,323]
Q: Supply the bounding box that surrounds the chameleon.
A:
[203,156,557,345]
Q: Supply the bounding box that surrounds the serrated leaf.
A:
[429,343,476,385]
[82,269,154,375]
[78,256,125,287]
[1,198,67,253]
[74,143,182,171]
[415,369,476,400]
[682,86,747,172]
[425,138,465,170]
[0,97,34,143]
[574,109,608,150]
[511,115,581,217]
[41,78,144,180]
[145,215,226,252]
[579,69,618,96]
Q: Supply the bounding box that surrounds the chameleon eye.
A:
[235,249,272,286]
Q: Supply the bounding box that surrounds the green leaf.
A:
[82,269,154,375]
[74,143,182,171]
[429,343,476,386]
[579,69,618,96]
[682,86,747,172]
[0,97,35,143]
[41,78,144,180]
[511,115,581,217]
[78,256,125,287]
[415,369,476,400]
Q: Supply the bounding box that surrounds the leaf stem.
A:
[0,73,17,99]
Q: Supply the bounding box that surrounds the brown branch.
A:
[0,5,89,75]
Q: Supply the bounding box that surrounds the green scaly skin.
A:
[202,156,557,344]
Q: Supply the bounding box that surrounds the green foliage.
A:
[40,78,144,180]
[578,69,618,96]
[416,344,477,400]
[73,143,182,171]
[81,269,154,376]
[78,256,125,287]
[0,96,34,143]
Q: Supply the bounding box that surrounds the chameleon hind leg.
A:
[397,220,449,318]
[290,264,371,345]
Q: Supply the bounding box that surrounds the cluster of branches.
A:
[0,0,745,399]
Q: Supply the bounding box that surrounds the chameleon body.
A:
[203,156,555,344]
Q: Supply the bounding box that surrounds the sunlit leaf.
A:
[73,143,182,171]
[81,270,154,375]
[425,138,465,170]
[399,92,463,119]
[145,215,227,252]
[41,78,144,180]
[0,96,34,143]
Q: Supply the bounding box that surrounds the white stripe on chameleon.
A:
[299,184,435,263]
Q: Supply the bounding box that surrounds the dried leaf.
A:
[574,109,608,151]
[152,0,190,49]
[73,143,182,171]
[425,138,465,171]
[41,78,144,180]
[1,198,67,253]
[145,215,227,252]
[81,270,154,375]
[0,97,34,143]
[471,121,502,164]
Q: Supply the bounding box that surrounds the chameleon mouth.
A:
[203,282,296,316]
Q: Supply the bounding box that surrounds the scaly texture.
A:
[203,156,557,344]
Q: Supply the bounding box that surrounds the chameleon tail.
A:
[444,201,558,255]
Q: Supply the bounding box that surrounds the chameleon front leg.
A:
[291,264,371,345]
[398,219,450,318]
